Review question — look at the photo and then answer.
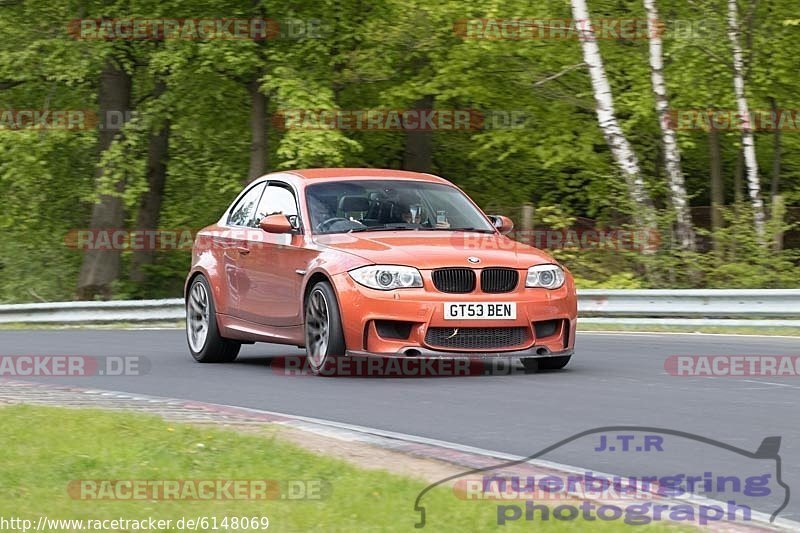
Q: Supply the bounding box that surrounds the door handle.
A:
[236,247,250,256]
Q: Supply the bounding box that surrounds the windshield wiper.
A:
[348,224,419,233]
[348,225,494,234]
[423,227,495,233]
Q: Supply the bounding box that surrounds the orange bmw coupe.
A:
[185,168,577,374]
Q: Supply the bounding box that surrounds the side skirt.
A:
[217,313,305,346]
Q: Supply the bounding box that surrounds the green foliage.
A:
[0,0,798,301]
[693,206,799,288]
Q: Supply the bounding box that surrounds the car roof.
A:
[280,168,450,184]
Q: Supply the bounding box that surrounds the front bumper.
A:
[331,270,577,358]
[346,347,574,359]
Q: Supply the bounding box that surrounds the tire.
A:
[304,281,346,376]
[186,275,240,363]
[521,355,571,373]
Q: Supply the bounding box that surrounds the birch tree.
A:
[570,0,656,232]
[644,0,695,251]
[727,0,766,240]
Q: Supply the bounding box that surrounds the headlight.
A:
[349,265,423,290]
[525,264,565,289]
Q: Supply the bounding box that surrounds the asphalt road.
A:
[1,329,798,521]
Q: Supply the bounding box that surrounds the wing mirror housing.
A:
[259,214,293,234]
[489,215,514,235]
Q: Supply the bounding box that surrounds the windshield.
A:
[305,179,496,235]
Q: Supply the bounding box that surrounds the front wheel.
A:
[521,355,571,373]
[186,275,241,363]
[304,281,346,376]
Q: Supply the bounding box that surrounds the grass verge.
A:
[0,405,680,532]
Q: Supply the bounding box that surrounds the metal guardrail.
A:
[0,299,185,324]
[0,290,798,327]
[578,289,800,317]
[577,289,800,327]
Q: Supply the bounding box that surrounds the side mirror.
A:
[259,214,293,234]
[489,215,514,235]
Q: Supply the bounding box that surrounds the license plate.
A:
[444,302,517,320]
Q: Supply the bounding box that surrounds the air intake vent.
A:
[533,319,561,339]
[425,327,528,350]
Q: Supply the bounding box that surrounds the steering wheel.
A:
[317,217,358,232]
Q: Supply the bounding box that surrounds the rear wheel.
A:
[521,355,571,373]
[305,281,346,376]
[186,275,240,363]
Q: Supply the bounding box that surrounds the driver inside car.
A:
[308,188,453,232]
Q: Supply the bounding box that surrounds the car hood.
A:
[313,231,557,269]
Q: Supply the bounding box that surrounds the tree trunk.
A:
[644,0,695,251]
[769,98,783,251]
[570,0,656,232]
[402,94,434,173]
[769,96,781,200]
[709,128,724,255]
[771,195,785,252]
[248,77,268,183]
[727,0,765,240]
[130,81,170,285]
[76,60,132,300]
[734,148,744,204]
